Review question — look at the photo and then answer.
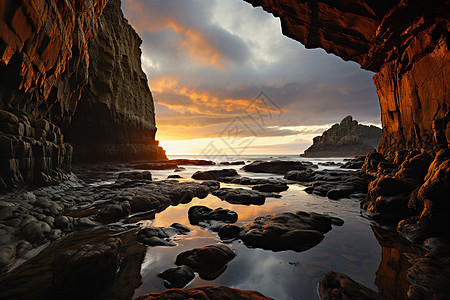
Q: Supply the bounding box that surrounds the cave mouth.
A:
[117,0,382,157]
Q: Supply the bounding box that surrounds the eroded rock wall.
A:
[0,0,107,190]
[64,0,166,162]
[0,0,108,122]
[244,0,449,155]
[0,0,166,189]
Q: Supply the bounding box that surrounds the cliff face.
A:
[0,0,107,190]
[0,0,165,189]
[244,0,449,155]
[64,0,166,162]
[301,116,382,157]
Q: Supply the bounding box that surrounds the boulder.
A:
[188,205,238,225]
[118,171,152,181]
[192,169,239,180]
[135,286,273,300]
[52,238,122,290]
[242,160,313,174]
[175,244,236,280]
[220,211,343,252]
[137,226,189,247]
[212,188,265,205]
[318,271,381,300]
[158,266,195,288]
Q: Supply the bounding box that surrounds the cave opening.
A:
[117,0,382,157]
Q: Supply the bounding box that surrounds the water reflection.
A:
[0,157,419,300]
[132,181,382,300]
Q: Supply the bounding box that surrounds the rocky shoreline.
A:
[0,154,448,299]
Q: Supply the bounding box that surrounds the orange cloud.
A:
[150,76,284,117]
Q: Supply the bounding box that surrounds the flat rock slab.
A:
[252,183,289,193]
[226,177,287,186]
[242,160,315,174]
[135,286,273,300]
[318,271,381,300]
[218,211,343,252]
[192,169,239,180]
[175,244,236,280]
[118,171,152,181]
[131,162,178,170]
[212,188,265,205]
[52,238,122,290]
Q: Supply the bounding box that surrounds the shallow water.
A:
[0,155,413,300]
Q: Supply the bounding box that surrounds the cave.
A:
[0,0,449,299]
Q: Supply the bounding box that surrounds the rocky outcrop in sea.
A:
[301,116,382,157]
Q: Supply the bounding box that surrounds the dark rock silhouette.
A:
[64,0,166,162]
[301,116,382,157]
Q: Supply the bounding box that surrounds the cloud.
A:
[123,0,250,69]
[122,0,381,153]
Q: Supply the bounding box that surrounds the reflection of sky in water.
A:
[133,159,381,300]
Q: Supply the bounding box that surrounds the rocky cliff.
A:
[244,0,449,155]
[301,116,382,157]
[0,0,165,189]
[64,0,166,162]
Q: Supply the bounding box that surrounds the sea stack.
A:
[301,116,382,158]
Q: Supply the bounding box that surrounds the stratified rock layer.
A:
[64,0,166,162]
[0,109,72,192]
[244,0,449,154]
[0,0,165,188]
[302,116,382,157]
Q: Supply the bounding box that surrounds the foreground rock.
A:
[135,286,273,300]
[398,149,450,243]
[301,116,381,158]
[242,160,315,174]
[175,244,236,280]
[285,169,370,200]
[360,149,450,246]
[0,175,218,272]
[192,169,239,180]
[118,171,153,181]
[318,271,381,300]
[212,188,266,205]
[225,176,287,186]
[252,183,288,193]
[52,238,122,291]
[218,211,343,252]
[131,162,178,170]
[158,265,195,288]
[407,256,450,299]
[137,224,190,247]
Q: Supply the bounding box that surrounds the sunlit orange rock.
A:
[135,286,273,300]
[245,0,449,154]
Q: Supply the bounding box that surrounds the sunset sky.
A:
[122,0,381,155]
